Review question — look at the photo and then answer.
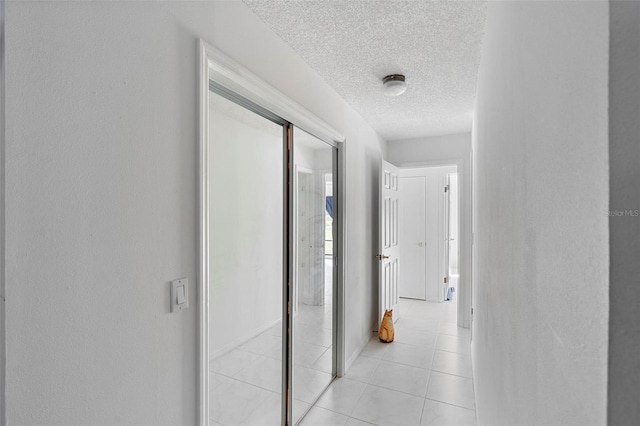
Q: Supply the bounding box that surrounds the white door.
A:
[442,174,451,300]
[378,160,400,324]
[399,176,426,300]
[448,173,459,276]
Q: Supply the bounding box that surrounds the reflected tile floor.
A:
[302,296,475,426]
[210,259,335,425]
[210,300,333,426]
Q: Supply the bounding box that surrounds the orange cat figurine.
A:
[378,309,395,343]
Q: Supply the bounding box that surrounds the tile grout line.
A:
[423,396,476,412]
[211,367,281,395]
[417,396,427,426]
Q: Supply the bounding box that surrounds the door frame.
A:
[198,39,347,425]
[393,158,471,330]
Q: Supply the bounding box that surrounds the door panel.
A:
[448,173,460,276]
[208,90,284,425]
[424,167,444,301]
[291,127,336,423]
[379,160,400,324]
[399,176,426,300]
[443,173,451,300]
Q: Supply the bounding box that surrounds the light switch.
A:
[176,285,186,304]
[171,278,189,312]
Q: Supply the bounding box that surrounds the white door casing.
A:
[379,160,400,324]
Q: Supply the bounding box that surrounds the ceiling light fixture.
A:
[382,74,407,97]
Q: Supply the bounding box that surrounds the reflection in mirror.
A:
[292,127,336,420]
[207,89,284,425]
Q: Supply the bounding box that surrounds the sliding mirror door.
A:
[208,90,286,425]
[203,49,343,425]
[291,128,337,420]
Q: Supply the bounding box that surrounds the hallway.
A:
[5,1,631,425]
[302,294,475,426]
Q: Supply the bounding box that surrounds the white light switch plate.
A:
[171,278,189,312]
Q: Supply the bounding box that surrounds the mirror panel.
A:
[291,127,336,421]
[208,90,284,425]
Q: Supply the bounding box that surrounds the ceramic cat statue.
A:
[378,309,395,343]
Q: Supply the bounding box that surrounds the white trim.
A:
[0,0,5,422]
[335,144,347,377]
[204,41,345,145]
[197,39,210,426]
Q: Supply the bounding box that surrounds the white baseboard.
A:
[343,333,373,374]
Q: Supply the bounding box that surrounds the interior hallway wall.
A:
[608,1,640,423]
[4,1,385,424]
[472,1,609,424]
[387,133,472,328]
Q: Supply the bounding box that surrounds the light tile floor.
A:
[301,295,475,426]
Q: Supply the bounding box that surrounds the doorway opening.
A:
[398,165,460,309]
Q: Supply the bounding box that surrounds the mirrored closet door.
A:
[208,90,286,425]
[207,83,339,425]
[291,128,337,418]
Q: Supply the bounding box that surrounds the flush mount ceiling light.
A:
[382,74,407,96]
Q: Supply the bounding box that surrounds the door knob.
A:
[375,254,390,260]
[417,242,424,247]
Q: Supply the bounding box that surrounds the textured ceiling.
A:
[243,0,487,141]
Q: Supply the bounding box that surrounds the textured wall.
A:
[608,1,640,424]
[472,1,609,424]
[387,133,472,328]
[4,1,385,424]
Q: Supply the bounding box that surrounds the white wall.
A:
[388,133,472,328]
[608,1,640,423]
[4,1,385,424]
[472,1,609,424]
[208,94,283,358]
